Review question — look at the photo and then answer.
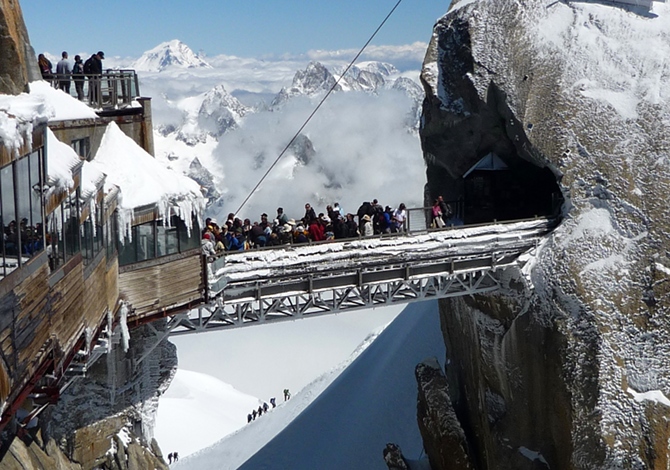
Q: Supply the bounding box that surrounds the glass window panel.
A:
[117,227,137,266]
[15,157,32,258]
[136,222,155,261]
[106,214,118,260]
[82,219,93,264]
[29,151,44,257]
[94,201,103,257]
[47,206,65,272]
[64,194,80,257]
[1,166,17,260]
[177,216,200,251]
[156,223,179,257]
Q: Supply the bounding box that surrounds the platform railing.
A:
[47,69,140,110]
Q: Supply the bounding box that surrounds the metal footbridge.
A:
[165,217,555,336]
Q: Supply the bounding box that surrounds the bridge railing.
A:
[203,213,557,302]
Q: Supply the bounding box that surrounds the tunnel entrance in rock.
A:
[424,81,563,225]
[462,152,559,224]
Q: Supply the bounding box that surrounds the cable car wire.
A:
[235,0,404,215]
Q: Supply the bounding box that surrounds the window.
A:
[0,149,45,279]
[117,215,200,266]
[1,164,16,277]
[82,201,104,265]
[46,189,81,273]
[71,137,90,161]
[156,223,179,257]
[178,216,200,251]
[105,213,118,261]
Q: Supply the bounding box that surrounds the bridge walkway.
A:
[137,217,556,336]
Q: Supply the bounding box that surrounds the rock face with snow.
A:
[419,1,670,468]
[0,0,39,94]
[415,359,471,470]
[271,61,422,114]
[197,84,249,137]
[271,62,342,108]
[133,40,211,72]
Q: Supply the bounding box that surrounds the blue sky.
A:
[23,0,451,59]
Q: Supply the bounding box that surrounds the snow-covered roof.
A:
[0,88,50,156]
[29,81,97,122]
[46,128,80,194]
[81,161,106,201]
[88,122,205,233]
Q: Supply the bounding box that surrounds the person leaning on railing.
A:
[84,51,104,104]
[72,55,85,100]
[38,54,52,80]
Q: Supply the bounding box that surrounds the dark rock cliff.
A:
[419,0,670,468]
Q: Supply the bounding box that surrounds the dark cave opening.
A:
[462,154,560,224]
[424,82,563,225]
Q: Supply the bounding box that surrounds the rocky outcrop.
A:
[383,443,410,470]
[416,359,472,470]
[0,0,38,94]
[420,1,670,468]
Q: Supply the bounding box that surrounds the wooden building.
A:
[0,75,206,436]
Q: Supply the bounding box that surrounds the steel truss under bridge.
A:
[166,218,555,336]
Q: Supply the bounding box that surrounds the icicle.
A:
[119,302,131,353]
[84,327,92,355]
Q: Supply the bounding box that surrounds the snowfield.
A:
[160,301,443,469]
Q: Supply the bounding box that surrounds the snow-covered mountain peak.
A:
[356,61,399,77]
[133,39,212,72]
[197,84,250,137]
[271,61,340,108]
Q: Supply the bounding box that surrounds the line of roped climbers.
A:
[200,197,454,256]
[37,50,105,102]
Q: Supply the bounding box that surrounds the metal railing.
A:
[46,69,140,110]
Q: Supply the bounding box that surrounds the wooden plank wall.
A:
[120,252,203,320]
[0,253,119,409]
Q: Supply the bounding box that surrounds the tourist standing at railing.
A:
[345,213,359,237]
[393,203,407,232]
[84,51,104,104]
[56,51,71,94]
[432,199,446,228]
[276,207,289,226]
[38,54,52,80]
[308,216,325,242]
[438,196,452,226]
[72,55,85,100]
[361,214,373,237]
[303,203,316,225]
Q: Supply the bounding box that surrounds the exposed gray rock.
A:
[383,443,410,470]
[197,84,249,137]
[420,1,670,468]
[188,157,221,205]
[416,359,472,470]
[0,0,39,94]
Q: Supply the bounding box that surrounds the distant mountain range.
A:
[137,40,426,216]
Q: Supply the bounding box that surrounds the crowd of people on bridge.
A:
[201,197,454,256]
[200,198,428,256]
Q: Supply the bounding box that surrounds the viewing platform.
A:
[46,70,141,112]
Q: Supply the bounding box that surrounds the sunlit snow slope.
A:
[177,300,444,470]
